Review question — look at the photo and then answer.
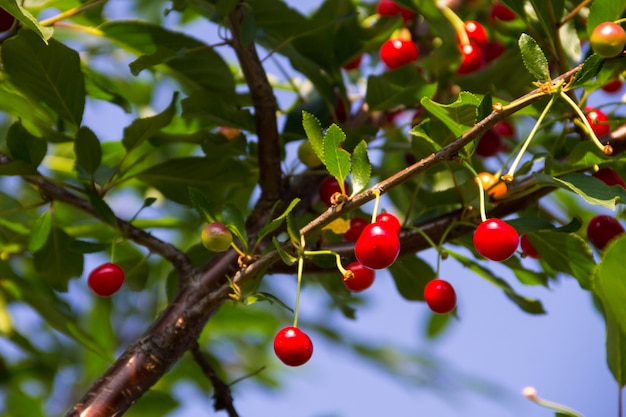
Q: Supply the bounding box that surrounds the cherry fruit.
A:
[475,128,504,157]
[457,43,485,74]
[342,54,363,71]
[475,172,507,199]
[380,38,419,69]
[590,22,626,58]
[602,79,623,93]
[273,326,314,367]
[489,2,516,22]
[343,217,369,241]
[88,262,125,297]
[587,214,625,250]
[375,212,402,235]
[343,262,376,292]
[463,21,489,49]
[319,176,347,207]
[593,167,626,188]
[585,107,611,137]
[424,279,457,314]
[484,40,506,62]
[376,0,415,23]
[493,120,516,137]
[520,234,540,259]
[0,8,15,32]
[201,222,233,252]
[473,218,519,261]
[354,223,401,269]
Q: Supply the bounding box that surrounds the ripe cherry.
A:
[217,126,241,140]
[493,120,516,137]
[0,8,15,32]
[343,262,376,292]
[457,43,485,74]
[602,78,623,93]
[475,128,504,157]
[375,212,402,235]
[354,223,401,269]
[484,40,506,62]
[590,22,626,58]
[201,222,233,252]
[319,176,347,207]
[342,54,363,71]
[473,218,519,261]
[376,0,415,23]
[475,172,507,199]
[380,38,419,69]
[463,21,489,49]
[88,263,125,297]
[585,107,610,137]
[424,279,457,314]
[489,2,516,22]
[520,234,540,259]
[587,214,625,250]
[593,167,626,188]
[273,326,313,367]
[343,217,369,241]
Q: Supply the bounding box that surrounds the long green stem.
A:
[560,91,609,154]
[504,94,557,179]
[371,188,381,223]
[523,387,585,417]
[293,235,306,328]
[462,161,487,222]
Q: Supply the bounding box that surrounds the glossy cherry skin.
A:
[273,326,314,367]
[494,120,516,137]
[489,2,516,22]
[376,0,415,22]
[375,212,402,235]
[424,279,457,314]
[201,222,233,252]
[587,215,625,251]
[475,172,507,199]
[464,21,488,49]
[0,8,15,32]
[319,177,347,207]
[593,167,626,188]
[343,262,376,292]
[88,263,125,297]
[354,223,401,269]
[520,234,540,259]
[602,79,623,93]
[343,217,369,241]
[585,107,611,137]
[380,38,419,69]
[475,128,504,157]
[473,218,519,261]
[484,40,506,62]
[457,43,485,74]
[342,54,363,70]
[590,22,626,58]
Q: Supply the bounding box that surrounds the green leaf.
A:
[449,250,546,314]
[122,92,178,151]
[69,240,109,254]
[28,209,52,254]
[350,140,371,195]
[188,187,219,223]
[587,0,626,38]
[32,227,84,292]
[476,93,492,123]
[129,45,178,76]
[223,204,248,253]
[256,198,301,244]
[302,111,325,164]
[0,160,39,176]
[74,127,102,177]
[84,187,118,226]
[569,55,604,89]
[534,172,626,210]
[426,311,453,339]
[527,231,595,289]
[365,66,437,111]
[323,124,351,187]
[181,91,255,131]
[273,236,297,266]
[0,0,53,42]
[388,255,435,301]
[420,92,481,137]
[246,292,293,313]
[6,121,47,167]
[518,33,551,82]
[605,312,626,388]
[1,30,85,126]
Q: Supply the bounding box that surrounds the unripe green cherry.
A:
[297,141,322,168]
[201,222,233,252]
[590,22,626,58]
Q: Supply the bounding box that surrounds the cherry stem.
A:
[409,226,442,274]
[371,188,381,223]
[39,0,108,27]
[438,3,469,45]
[504,93,557,180]
[293,235,306,328]
[559,91,608,154]
[523,388,585,417]
[302,249,347,275]
[462,161,487,222]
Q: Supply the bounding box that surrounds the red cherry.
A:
[273,326,313,367]
[424,279,457,314]
[375,212,402,235]
[463,21,489,49]
[457,43,485,74]
[88,263,125,297]
[590,22,626,58]
[587,215,625,250]
[520,234,540,259]
[602,79,623,93]
[333,92,348,123]
[354,223,401,269]
[0,8,15,32]
[342,54,363,70]
[493,120,516,137]
[343,217,369,241]
[343,262,376,292]
[490,2,516,22]
[475,128,504,157]
[484,40,506,62]
[585,107,611,137]
[376,0,415,22]
[380,38,419,69]
[593,167,626,188]
[473,218,519,261]
[319,177,347,207]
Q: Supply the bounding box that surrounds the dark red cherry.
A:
[593,167,626,188]
[457,43,485,74]
[587,214,625,250]
[88,263,125,297]
[343,217,369,241]
[520,234,540,259]
[343,262,376,292]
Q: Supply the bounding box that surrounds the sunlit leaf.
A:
[223,203,248,253]
[122,92,178,151]
[302,111,325,164]
[421,92,481,137]
[351,140,371,195]
[518,33,550,82]
[28,209,52,254]
[323,124,351,188]
[0,0,53,42]
[534,172,626,210]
